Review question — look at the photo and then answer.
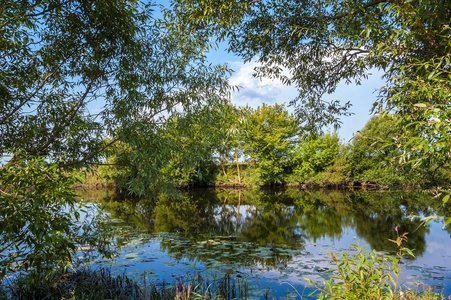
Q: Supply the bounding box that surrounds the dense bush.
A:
[0,157,114,285]
[293,133,340,182]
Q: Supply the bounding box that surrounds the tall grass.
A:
[1,268,250,300]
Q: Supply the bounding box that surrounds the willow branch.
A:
[0,58,67,126]
[58,137,121,168]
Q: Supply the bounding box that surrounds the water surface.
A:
[80,189,451,298]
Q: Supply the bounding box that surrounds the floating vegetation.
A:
[69,189,451,298]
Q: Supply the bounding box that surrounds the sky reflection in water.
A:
[80,189,451,298]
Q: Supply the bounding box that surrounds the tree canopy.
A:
[169,0,451,157]
[1,0,450,285]
[1,0,231,166]
[0,0,231,282]
[348,115,403,184]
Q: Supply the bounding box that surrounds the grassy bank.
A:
[1,252,448,300]
[73,168,116,190]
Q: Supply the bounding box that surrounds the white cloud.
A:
[228,61,298,109]
[227,60,385,141]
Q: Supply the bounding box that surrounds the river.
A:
[78,188,451,298]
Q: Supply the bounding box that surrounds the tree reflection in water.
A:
[95,188,450,264]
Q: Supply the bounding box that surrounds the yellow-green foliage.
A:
[241,103,298,184]
[319,154,351,185]
[292,133,340,182]
[73,167,116,185]
[307,231,446,300]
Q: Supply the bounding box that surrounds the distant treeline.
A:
[95,104,451,195]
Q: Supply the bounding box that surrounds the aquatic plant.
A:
[2,267,140,300]
[306,227,445,299]
[0,268,251,300]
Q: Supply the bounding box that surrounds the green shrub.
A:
[0,157,114,286]
[348,115,405,185]
[319,155,351,185]
[307,228,445,299]
[293,133,340,182]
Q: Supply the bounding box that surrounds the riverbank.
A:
[2,268,248,300]
[177,180,409,191]
[3,265,447,300]
[73,182,117,191]
[73,177,412,192]
[78,161,436,195]
[74,172,394,192]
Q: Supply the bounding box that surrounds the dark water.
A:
[79,189,451,298]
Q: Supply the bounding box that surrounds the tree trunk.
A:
[219,150,231,181]
[235,149,241,183]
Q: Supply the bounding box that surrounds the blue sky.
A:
[207,45,383,142]
[155,1,383,142]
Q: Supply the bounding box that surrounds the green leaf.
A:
[413,103,427,108]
